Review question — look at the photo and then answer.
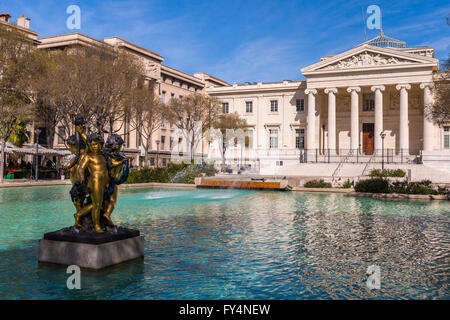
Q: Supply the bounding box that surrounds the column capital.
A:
[396,84,411,91]
[420,82,434,90]
[371,85,385,92]
[304,88,317,95]
[324,87,338,94]
[346,86,361,93]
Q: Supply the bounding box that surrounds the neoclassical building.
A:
[2,12,449,177]
[207,31,449,174]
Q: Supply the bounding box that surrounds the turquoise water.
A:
[0,185,448,299]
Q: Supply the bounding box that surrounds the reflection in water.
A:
[0,186,448,299]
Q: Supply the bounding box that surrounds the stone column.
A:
[396,84,411,155]
[256,96,263,148]
[347,87,361,152]
[305,89,318,152]
[420,83,434,151]
[371,85,385,153]
[324,88,338,153]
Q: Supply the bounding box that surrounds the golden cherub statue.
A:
[64,117,129,234]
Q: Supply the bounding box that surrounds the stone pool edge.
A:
[346,191,449,201]
[0,180,196,189]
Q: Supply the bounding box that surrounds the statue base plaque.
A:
[38,217,144,270]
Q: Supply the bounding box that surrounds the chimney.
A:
[17,14,30,29]
[0,13,12,23]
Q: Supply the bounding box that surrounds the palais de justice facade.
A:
[207,31,448,171]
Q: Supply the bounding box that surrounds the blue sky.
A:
[3,0,449,83]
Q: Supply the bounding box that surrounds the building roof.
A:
[38,33,111,50]
[207,80,305,94]
[364,29,407,48]
[161,64,205,87]
[0,17,39,41]
[193,72,230,87]
[103,37,164,62]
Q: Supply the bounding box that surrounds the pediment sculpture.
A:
[321,51,414,70]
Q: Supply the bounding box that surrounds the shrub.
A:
[369,169,406,177]
[342,179,353,189]
[304,179,332,188]
[355,178,442,195]
[171,163,217,184]
[354,178,390,193]
[126,162,217,184]
[404,180,438,195]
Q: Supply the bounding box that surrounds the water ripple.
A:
[0,186,448,299]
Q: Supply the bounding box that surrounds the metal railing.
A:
[298,148,421,164]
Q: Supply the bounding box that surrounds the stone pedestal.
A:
[38,222,144,270]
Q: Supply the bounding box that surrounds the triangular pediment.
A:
[302,44,438,74]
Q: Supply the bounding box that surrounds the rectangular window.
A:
[150,158,155,166]
[296,99,304,112]
[178,137,183,152]
[170,137,174,150]
[245,129,253,148]
[296,129,305,149]
[444,126,450,149]
[246,101,253,113]
[270,100,278,112]
[123,116,130,147]
[223,102,229,113]
[57,126,65,145]
[161,136,165,150]
[269,129,278,149]
[161,91,166,103]
[363,93,375,111]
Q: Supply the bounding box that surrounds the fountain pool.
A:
[0,185,448,299]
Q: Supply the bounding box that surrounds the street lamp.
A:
[380,131,386,170]
[34,128,41,181]
[322,124,326,155]
[155,140,160,168]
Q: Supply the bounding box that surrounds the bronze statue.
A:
[103,135,128,226]
[66,118,129,233]
[63,135,87,212]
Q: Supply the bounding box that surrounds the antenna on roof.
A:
[362,5,367,41]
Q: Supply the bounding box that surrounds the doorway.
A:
[362,123,374,155]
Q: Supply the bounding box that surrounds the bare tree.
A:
[427,55,449,126]
[0,25,34,182]
[88,47,143,135]
[128,79,163,167]
[29,46,143,143]
[165,93,222,162]
[26,49,68,148]
[212,112,248,165]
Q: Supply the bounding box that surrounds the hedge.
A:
[369,169,406,178]
[126,162,217,184]
[354,178,390,193]
[304,179,332,188]
[354,178,444,195]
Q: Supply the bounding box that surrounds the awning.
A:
[0,142,70,156]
